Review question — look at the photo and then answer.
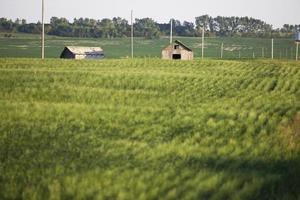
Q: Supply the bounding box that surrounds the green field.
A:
[0,33,297,59]
[0,58,299,199]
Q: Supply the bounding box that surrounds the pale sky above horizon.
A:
[1,0,299,28]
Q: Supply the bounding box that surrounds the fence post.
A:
[280,51,282,59]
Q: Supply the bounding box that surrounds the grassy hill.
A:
[0,58,299,199]
[0,33,297,59]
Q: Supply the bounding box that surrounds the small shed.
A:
[295,32,300,42]
[60,46,104,59]
[162,40,193,60]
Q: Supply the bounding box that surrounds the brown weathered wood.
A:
[60,46,105,59]
[162,40,193,60]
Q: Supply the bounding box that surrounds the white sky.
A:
[1,0,299,28]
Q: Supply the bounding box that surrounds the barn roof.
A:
[174,40,192,52]
[65,46,103,55]
[163,40,193,52]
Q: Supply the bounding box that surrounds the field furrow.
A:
[0,58,299,200]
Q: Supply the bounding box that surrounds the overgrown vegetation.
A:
[0,58,299,199]
[0,14,299,39]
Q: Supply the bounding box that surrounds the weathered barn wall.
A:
[60,46,104,60]
[162,43,193,60]
[74,54,104,60]
[60,48,75,59]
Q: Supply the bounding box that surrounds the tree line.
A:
[0,15,299,39]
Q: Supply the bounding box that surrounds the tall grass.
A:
[0,58,299,199]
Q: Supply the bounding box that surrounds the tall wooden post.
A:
[296,42,299,61]
[131,10,133,59]
[170,19,173,44]
[201,26,204,60]
[271,38,274,60]
[221,43,223,59]
[41,0,45,59]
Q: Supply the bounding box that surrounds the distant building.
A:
[60,46,104,59]
[295,32,300,42]
[162,40,193,60]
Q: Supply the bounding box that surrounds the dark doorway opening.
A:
[173,54,181,60]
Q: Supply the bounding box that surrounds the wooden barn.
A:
[60,46,104,59]
[162,40,193,60]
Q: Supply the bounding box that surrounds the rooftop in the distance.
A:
[65,46,103,55]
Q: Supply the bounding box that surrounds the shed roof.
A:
[65,46,103,55]
[163,40,193,52]
[174,40,192,52]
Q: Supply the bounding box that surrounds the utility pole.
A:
[262,47,264,58]
[271,38,274,59]
[239,51,241,59]
[131,10,133,59]
[201,26,205,60]
[221,43,224,59]
[41,0,45,59]
[296,42,299,61]
[170,19,173,44]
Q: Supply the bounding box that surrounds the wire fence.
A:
[178,37,299,60]
[0,33,299,60]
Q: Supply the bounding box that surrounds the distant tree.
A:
[0,18,14,32]
[112,17,129,37]
[99,18,115,38]
[0,16,298,39]
[182,21,195,36]
[195,15,210,30]
[134,18,160,39]
[21,19,27,25]
[49,17,72,37]
[157,22,169,36]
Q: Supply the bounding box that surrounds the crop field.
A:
[0,33,297,59]
[0,58,300,200]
